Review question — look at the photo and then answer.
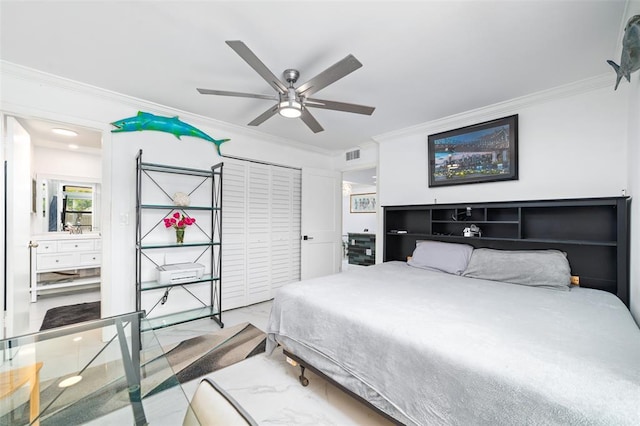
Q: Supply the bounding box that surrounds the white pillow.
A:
[407,240,474,275]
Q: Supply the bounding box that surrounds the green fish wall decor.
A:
[111,111,230,155]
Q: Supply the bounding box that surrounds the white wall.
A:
[332,141,378,171]
[624,1,640,324]
[32,145,101,179]
[377,78,627,206]
[376,75,637,319]
[1,62,334,317]
[343,184,377,234]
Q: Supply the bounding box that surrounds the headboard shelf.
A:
[383,196,630,306]
[398,234,619,247]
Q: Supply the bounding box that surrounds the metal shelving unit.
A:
[135,149,224,330]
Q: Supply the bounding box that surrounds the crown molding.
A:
[0,61,334,156]
[373,73,613,143]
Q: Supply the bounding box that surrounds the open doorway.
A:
[342,167,377,271]
[11,116,103,334]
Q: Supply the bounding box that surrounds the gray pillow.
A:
[407,240,474,275]
[462,248,571,290]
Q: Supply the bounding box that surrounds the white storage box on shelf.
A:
[156,262,205,285]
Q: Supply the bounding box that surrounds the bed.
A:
[266,198,640,425]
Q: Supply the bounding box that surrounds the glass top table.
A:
[0,312,196,425]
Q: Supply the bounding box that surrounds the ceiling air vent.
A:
[346,149,360,161]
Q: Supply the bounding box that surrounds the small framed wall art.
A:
[428,114,518,187]
[350,193,376,213]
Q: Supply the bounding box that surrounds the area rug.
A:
[5,322,266,425]
[39,301,101,330]
[148,321,266,394]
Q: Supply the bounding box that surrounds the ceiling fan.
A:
[197,40,375,133]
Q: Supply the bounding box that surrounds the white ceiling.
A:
[15,116,102,152]
[0,1,627,153]
[343,167,377,186]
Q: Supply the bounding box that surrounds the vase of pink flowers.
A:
[164,212,196,244]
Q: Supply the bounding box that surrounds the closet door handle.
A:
[29,241,39,249]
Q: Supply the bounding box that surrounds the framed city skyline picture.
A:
[428,115,518,187]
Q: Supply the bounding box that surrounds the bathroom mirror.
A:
[35,174,101,233]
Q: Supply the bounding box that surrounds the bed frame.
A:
[384,196,631,306]
[282,349,403,425]
[283,196,631,423]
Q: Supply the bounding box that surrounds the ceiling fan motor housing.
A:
[283,69,300,84]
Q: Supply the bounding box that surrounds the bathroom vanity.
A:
[30,233,101,302]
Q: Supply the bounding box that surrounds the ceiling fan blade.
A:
[296,54,363,98]
[305,98,375,115]
[197,88,278,101]
[248,105,279,126]
[226,40,288,95]
[300,109,324,133]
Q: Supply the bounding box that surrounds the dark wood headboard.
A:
[383,197,631,307]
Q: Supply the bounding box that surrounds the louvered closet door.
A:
[247,163,271,304]
[222,160,301,309]
[221,162,247,309]
[270,168,301,295]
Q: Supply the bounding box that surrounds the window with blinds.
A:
[222,160,301,309]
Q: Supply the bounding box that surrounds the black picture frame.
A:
[428,114,518,187]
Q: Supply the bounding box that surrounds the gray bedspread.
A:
[266,261,640,425]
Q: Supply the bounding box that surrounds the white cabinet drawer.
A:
[37,253,76,270]
[94,239,102,250]
[36,241,57,254]
[58,240,95,253]
[79,252,101,266]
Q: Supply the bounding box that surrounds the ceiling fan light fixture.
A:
[278,99,302,118]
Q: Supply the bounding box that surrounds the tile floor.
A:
[146,259,384,425]
[155,300,393,426]
[15,259,389,425]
